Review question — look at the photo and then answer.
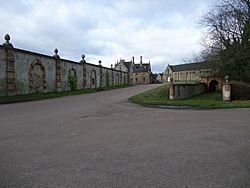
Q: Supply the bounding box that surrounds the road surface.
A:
[0,85,249,188]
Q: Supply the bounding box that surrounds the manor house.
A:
[114,56,152,85]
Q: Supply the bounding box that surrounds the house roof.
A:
[169,61,219,72]
[124,62,132,70]
[114,60,132,71]
[133,63,151,73]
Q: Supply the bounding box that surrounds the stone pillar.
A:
[99,60,102,88]
[80,54,86,88]
[222,75,231,101]
[169,78,175,100]
[3,34,16,96]
[111,64,114,86]
[53,48,62,92]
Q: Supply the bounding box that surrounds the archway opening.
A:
[209,80,219,92]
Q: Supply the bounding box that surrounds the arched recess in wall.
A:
[106,71,110,87]
[68,68,77,91]
[116,73,119,85]
[91,69,97,88]
[29,59,46,93]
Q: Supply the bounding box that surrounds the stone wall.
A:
[0,47,6,95]
[0,35,129,96]
[170,83,206,100]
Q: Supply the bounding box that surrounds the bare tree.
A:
[199,0,250,82]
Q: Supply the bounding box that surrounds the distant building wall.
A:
[172,70,202,82]
[132,72,150,84]
[0,35,129,96]
[165,63,223,91]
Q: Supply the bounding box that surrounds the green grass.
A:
[0,85,130,104]
[130,85,250,109]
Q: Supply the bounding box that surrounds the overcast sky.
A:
[0,0,217,73]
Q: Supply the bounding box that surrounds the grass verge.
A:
[0,85,130,104]
[129,85,250,109]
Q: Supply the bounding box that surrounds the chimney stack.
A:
[140,56,142,66]
[132,56,134,64]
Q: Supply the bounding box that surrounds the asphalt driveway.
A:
[0,85,249,188]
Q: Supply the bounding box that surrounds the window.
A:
[143,77,146,82]
[136,78,138,82]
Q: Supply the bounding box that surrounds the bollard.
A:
[222,75,231,102]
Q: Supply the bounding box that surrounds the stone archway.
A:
[29,59,46,93]
[209,80,219,92]
[91,70,97,88]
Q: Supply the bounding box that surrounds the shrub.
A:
[68,74,77,91]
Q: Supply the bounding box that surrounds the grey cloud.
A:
[0,0,217,72]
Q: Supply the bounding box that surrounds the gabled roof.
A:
[133,63,151,73]
[124,61,132,70]
[114,60,132,71]
[169,61,219,72]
